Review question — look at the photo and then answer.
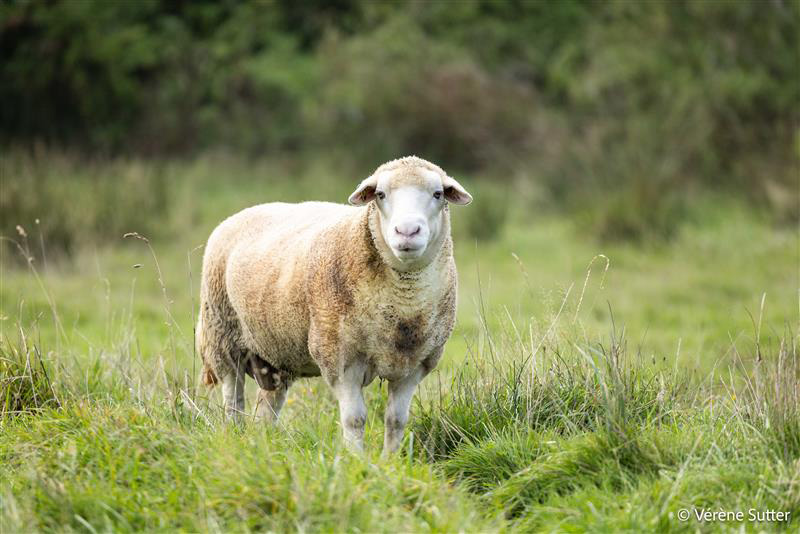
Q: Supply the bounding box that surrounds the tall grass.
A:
[412,312,686,462]
[0,331,61,418]
[728,332,800,462]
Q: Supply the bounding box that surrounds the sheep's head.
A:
[349,156,471,265]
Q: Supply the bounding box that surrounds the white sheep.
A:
[196,156,472,453]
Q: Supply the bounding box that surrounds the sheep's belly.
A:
[243,322,318,377]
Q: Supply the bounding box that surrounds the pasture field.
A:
[1,154,798,532]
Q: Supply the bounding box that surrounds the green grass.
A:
[2,311,798,532]
[1,154,799,532]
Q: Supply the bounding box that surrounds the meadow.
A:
[1,153,798,532]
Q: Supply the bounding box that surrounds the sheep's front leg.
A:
[254,382,290,423]
[382,367,424,457]
[222,358,246,421]
[333,363,368,453]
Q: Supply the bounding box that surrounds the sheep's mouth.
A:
[392,244,425,260]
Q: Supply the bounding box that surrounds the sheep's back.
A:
[220,202,360,372]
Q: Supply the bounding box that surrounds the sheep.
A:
[195,156,472,453]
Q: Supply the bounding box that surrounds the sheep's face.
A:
[349,162,472,263]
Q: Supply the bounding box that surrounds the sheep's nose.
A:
[394,223,421,238]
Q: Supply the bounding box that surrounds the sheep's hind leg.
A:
[247,352,291,423]
[222,358,246,422]
[254,383,290,423]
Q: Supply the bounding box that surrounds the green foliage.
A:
[2,1,796,226]
[312,14,536,169]
[530,0,800,236]
[0,1,318,153]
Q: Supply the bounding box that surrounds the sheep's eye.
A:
[376,190,386,200]
[433,191,443,200]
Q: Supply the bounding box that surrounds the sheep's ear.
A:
[348,175,378,205]
[442,175,472,205]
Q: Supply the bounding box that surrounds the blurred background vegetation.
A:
[2,0,798,246]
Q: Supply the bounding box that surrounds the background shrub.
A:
[311,15,536,169]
